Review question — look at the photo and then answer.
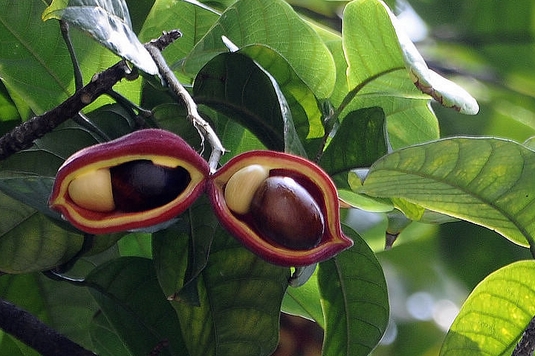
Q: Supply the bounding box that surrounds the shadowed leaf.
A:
[318,225,389,356]
[153,204,290,356]
[86,256,187,356]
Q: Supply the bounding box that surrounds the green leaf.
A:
[0,1,72,113]
[43,0,158,75]
[360,137,535,247]
[441,260,535,355]
[320,107,387,175]
[153,210,290,356]
[367,0,479,115]
[152,201,215,307]
[193,51,305,155]
[183,0,336,98]
[0,82,20,122]
[282,269,325,328]
[239,45,325,140]
[0,190,83,273]
[0,271,98,351]
[341,0,439,149]
[86,256,187,356]
[0,1,141,114]
[90,311,131,356]
[138,0,219,76]
[318,225,389,356]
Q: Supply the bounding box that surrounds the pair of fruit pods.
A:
[49,129,353,267]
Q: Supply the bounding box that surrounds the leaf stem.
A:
[144,30,226,172]
[59,20,83,91]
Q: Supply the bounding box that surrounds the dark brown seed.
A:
[250,176,324,250]
[110,160,191,212]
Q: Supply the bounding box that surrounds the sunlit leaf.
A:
[0,1,141,115]
[318,225,389,356]
[361,137,535,247]
[441,260,535,355]
[282,269,325,328]
[43,0,158,75]
[341,0,439,149]
[183,0,336,98]
[86,256,187,356]
[381,1,479,115]
[138,0,219,78]
[0,82,20,122]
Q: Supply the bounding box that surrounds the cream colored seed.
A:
[68,168,116,212]
[224,164,269,215]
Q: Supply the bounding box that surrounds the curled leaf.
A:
[43,0,158,75]
[381,1,479,114]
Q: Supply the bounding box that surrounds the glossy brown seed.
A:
[110,159,191,212]
[249,176,325,250]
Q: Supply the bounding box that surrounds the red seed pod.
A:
[49,129,209,234]
[207,150,353,267]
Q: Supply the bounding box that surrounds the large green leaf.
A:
[138,0,219,77]
[318,225,389,356]
[153,207,290,356]
[319,106,387,175]
[155,196,218,306]
[0,1,141,116]
[360,137,535,247]
[282,268,325,329]
[85,256,187,356]
[43,0,158,75]
[89,311,131,356]
[340,0,439,149]
[239,45,325,141]
[193,51,305,155]
[183,0,336,98]
[441,260,535,355]
[0,190,83,273]
[0,272,98,352]
[0,1,71,114]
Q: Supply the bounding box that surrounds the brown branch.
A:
[0,298,96,356]
[0,60,130,161]
[145,30,226,172]
[513,315,535,356]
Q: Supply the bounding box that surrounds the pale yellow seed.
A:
[224,164,269,215]
[68,169,115,212]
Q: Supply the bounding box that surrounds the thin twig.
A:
[59,20,83,91]
[145,30,226,172]
[513,315,535,356]
[0,298,96,356]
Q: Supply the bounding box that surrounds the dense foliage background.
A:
[1,0,535,355]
